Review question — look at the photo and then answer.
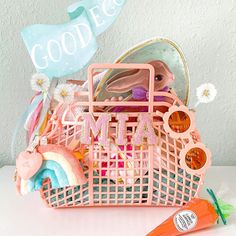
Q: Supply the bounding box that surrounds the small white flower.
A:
[54,84,75,104]
[195,83,217,106]
[31,73,50,92]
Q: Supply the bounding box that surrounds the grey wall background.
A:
[0,0,236,166]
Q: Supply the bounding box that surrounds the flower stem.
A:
[194,101,200,108]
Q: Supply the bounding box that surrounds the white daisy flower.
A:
[54,84,75,104]
[31,73,50,92]
[195,83,217,107]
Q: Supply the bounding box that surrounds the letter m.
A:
[81,113,111,146]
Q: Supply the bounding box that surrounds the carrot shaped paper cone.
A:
[147,198,217,236]
[147,189,235,236]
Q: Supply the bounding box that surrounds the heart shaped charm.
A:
[16,151,43,180]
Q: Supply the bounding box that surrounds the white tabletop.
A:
[0,166,235,236]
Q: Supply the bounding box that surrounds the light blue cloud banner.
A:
[21,0,126,78]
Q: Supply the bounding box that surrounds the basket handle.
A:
[87,63,155,113]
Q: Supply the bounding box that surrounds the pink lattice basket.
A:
[40,63,209,208]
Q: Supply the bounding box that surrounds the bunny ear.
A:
[106,69,147,93]
[148,60,173,78]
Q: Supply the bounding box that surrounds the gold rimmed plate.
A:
[95,38,190,105]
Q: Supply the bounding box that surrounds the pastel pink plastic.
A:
[16,151,43,180]
[38,63,209,208]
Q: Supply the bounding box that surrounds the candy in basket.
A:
[15,40,212,208]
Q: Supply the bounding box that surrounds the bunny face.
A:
[106,60,174,94]
[149,60,175,91]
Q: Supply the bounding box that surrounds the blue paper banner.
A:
[21,0,125,78]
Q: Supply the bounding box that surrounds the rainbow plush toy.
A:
[16,145,87,195]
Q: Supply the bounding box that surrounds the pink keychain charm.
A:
[16,150,43,180]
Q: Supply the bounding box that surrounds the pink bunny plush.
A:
[106,60,174,94]
[102,60,174,113]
